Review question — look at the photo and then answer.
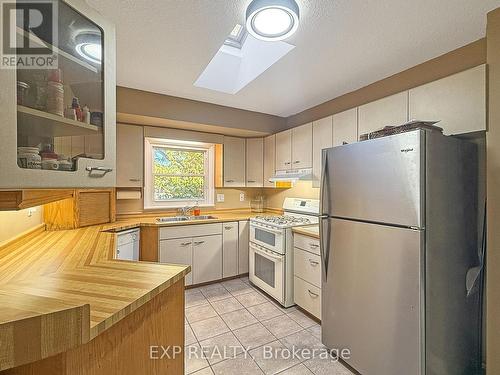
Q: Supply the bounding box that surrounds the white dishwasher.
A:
[116,228,140,261]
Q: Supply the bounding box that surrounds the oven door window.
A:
[254,252,275,288]
[255,228,276,247]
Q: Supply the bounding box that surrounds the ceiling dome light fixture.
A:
[75,31,102,65]
[246,0,300,42]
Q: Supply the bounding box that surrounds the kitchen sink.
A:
[156,215,218,223]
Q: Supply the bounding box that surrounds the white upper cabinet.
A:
[312,117,333,188]
[223,136,246,187]
[332,108,358,147]
[117,124,143,187]
[358,92,408,139]
[409,65,486,135]
[275,129,292,170]
[263,135,276,187]
[292,123,313,169]
[275,124,313,171]
[0,0,116,188]
[246,138,264,187]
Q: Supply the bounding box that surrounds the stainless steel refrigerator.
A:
[319,129,481,375]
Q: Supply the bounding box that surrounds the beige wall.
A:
[0,207,43,244]
[117,87,287,135]
[116,187,264,216]
[263,181,320,210]
[286,39,486,128]
[486,8,500,375]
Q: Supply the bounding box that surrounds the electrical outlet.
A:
[27,207,37,217]
[239,193,245,202]
[217,194,225,203]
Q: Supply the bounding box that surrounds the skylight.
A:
[194,24,295,94]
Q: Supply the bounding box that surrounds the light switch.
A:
[217,194,225,203]
[239,193,245,202]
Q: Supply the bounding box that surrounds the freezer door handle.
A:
[319,216,330,282]
[320,149,329,216]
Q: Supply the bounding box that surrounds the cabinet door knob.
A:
[285,162,291,165]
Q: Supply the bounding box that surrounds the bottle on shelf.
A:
[82,104,90,124]
[72,97,83,122]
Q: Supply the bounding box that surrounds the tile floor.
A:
[184,277,354,375]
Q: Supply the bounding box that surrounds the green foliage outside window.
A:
[153,147,206,201]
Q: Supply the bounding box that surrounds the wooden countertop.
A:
[0,225,190,371]
[104,210,270,232]
[293,225,320,239]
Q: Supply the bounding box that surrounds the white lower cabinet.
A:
[159,222,249,286]
[223,222,239,278]
[293,234,321,319]
[160,238,194,285]
[193,235,223,284]
[238,220,250,274]
[294,276,321,319]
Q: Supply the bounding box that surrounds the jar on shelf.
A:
[17,147,41,169]
[16,81,29,105]
[46,81,64,117]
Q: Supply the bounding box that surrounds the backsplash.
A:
[0,207,43,245]
[116,181,319,216]
[116,187,265,216]
[264,181,320,210]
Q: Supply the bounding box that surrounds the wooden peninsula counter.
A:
[0,225,190,374]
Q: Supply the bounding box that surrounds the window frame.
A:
[144,138,215,209]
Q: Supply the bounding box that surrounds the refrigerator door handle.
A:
[320,149,329,216]
[319,149,330,281]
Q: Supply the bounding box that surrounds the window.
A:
[144,138,215,209]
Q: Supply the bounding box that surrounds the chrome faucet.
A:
[178,206,194,217]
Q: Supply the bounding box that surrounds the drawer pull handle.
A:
[194,241,205,245]
[116,249,120,254]
[226,180,235,183]
[285,162,291,165]
[293,161,300,164]
[308,289,319,298]
[309,243,319,248]
[309,259,319,266]
[129,178,141,182]
[181,242,192,246]
[225,226,233,230]
[247,180,256,183]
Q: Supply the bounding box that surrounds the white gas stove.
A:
[249,198,320,307]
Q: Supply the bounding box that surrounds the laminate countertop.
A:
[293,225,320,239]
[0,224,190,371]
[103,210,272,232]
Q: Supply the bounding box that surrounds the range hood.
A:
[269,168,312,182]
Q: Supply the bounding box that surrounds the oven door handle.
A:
[249,243,283,261]
[250,224,283,235]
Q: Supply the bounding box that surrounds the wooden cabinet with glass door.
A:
[0,0,116,188]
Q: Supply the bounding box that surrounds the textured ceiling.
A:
[86,0,500,117]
